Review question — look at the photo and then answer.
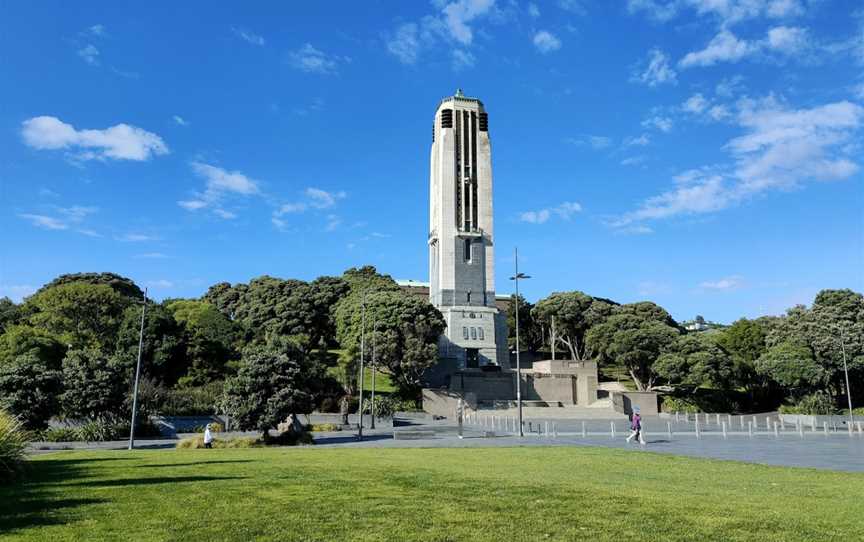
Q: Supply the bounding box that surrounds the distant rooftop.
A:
[437,88,484,109]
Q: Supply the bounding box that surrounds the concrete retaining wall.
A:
[611,391,659,416]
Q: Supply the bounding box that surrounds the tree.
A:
[24,283,130,350]
[755,342,823,393]
[505,295,542,353]
[223,343,317,438]
[335,289,445,398]
[33,272,143,300]
[586,302,681,390]
[0,325,66,368]
[202,282,247,320]
[166,300,238,385]
[0,353,62,430]
[533,291,617,360]
[0,297,19,334]
[115,303,186,385]
[60,349,130,420]
[655,334,735,393]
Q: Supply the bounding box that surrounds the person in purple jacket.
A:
[626,407,646,445]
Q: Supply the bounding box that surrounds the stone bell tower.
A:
[428,89,508,370]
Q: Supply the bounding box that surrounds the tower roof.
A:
[437,89,484,111]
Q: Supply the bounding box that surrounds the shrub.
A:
[175,436,265,449]
[362,395,420,418]
[779,392,836,415]
[660,396,699,414]
[36,427,80,442]
[0,352,62,430]
[853,407,864,416]
[0,410,28,484]
[155,382,224,416]
[308,423,341,432]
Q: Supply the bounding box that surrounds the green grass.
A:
[327,365,397,394]
[2,447,862,541]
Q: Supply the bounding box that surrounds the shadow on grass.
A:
[69,475,246,488]
[137,460,253,468]
[0,497,107,534]
[313,434,393,445]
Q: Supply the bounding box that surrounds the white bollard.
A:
[611,421,616,438]
[849,423,854,437]
[773,421,779,438]
[766,416,771,431]
[675,412,680,423]
[728,414,733,426]
[582,421,587,438]
[752,415,757,428]
[812,419,817,433]
[824,422,829,437]
[748,421,753,438]
[858,421,863,435]
[716,413,721,425]
[667,421,672,439]
[798,420,804,438]
[544,421,549,437]
[695,418,701,439]
[740,417,744,430]
[722,421,727,439]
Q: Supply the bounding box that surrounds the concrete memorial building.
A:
[419,90,657,417]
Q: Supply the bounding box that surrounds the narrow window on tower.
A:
[464,238,472,262]
[471,327,477,340]
[463,327,469,340]
[478,327,485,341]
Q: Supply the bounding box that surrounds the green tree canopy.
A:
[24,283,130,350]
[0,297,19,334]
[165,300,238,385]
[505,295,542,353]
[60,348,130,420]
[115,303,186,385]
[0,325,66,368]
[585,302,681,390]
[532,291,617,360]
[755,341,823,392]
[223,343,317,437]
[655,334,735,392]
[0,352,62,430]
[32,272,144,300]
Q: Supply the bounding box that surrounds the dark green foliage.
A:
[0,324,65,368]
[655,334,735,392]
[0,409,27,484]
[533,291,618,360]
[32,272,144,300]
[24,283,130,350]
[779,392,836,415]
[756,341,823,391]
[59,349,130,420]
[335,287,445,398]
[0,297,18,334]
[146,381,224,416]
[115,303,186,385]
[166,300,238,385]
[586,302,681,390]
[0,353,62,430]
[505,295,542,353]
[223,344,317,435]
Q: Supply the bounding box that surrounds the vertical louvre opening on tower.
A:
[441,109,453,128]
[478,112,488,131]
[454,109,462,230]
[463,109,471,231]
[471,111,478,230]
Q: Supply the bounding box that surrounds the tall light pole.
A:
[357,292,366,440]
[839,328,854,427]
[128,287,148,450]
[509,247,530,438]
[370,312,377,430]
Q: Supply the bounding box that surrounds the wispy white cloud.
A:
[78,44,99,65]
[115,233,159,242]
[21,116,168,161]
[178,162,260,217]
[272,188,348,231]
[305,187,346,209]
[642,114,673,132]
[631,48,677,87]
[613,98,864,228]
[680,26,811,68]
[88,24,106,37]
[231,26,264,46]
[628,0,805,26]
[700,276,744,291]
[134,252,168,259]
[624,134,651,147]
[384,0,495,67]
[173,115,189,126]
[557,0,586,15]
[533,31,562,53]
[146,279,174,289]
[287,43,345,74]
[519,201,582,224]
[18,214,68,230]
[565,135,612,150]
[18,205,98,235]
[527,3,540,17]
[0,284,36,303]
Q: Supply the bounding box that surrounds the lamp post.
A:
[357,292,366,440]
[839,328,854,427]
[370,313,377,430]
[509,247,530,438]
[128,288,148,450]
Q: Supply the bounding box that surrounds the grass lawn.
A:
[2,447,862,541]
[327,365,398,394]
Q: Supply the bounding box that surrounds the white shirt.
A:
[204,428,213,444]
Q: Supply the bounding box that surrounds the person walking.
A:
[626,407,646,445]
[203,424,213,449]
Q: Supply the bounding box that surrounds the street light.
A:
[509,247,530,438]
[128,287,148,450]
[839,327,854,428]
[357,292,367,440]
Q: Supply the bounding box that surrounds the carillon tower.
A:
[428,89,507,370]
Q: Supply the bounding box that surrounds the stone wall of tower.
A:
[428,92,506,370]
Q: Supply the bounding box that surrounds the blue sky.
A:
[2,0,863,323]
